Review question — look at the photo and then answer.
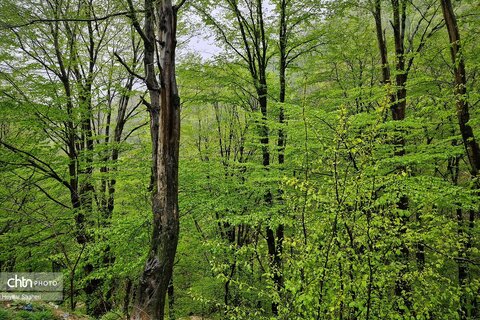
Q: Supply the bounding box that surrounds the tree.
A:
[0,0,143,315]
[440,0,480,317]
[126,0,186,318]
[1,0,480,318]
[370,0,443,313]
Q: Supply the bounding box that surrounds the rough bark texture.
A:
[389,2,412,312]
[131,0,181,319]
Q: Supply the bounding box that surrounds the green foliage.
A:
[0,308,58,320]
[0,309,9,320]
[1,0,480,319]
[99,311,124,320]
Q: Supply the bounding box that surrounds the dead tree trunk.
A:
[128,0,184,319]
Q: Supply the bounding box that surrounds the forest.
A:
[0,0,479,319]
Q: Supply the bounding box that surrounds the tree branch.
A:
[126,0,150,45]
[0,141,72,192]
[0,10,144,29]
[175,0,188,11]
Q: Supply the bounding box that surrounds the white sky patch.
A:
[177,0,275,61]
[179,35,221,60]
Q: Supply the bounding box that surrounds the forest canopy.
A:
[0,0,480,319]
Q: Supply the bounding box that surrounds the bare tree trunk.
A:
[128,0,183,319]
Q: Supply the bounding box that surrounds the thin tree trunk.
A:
[265,0,289,314]
[124,278,133,319]
[168,277,175,320]
[373,0,413,313]
[391,0,412,313]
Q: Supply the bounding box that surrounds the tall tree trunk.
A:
[373,0,412,313]
[390,0,412,314]
[213,0,281,314]
[440,0,480,175]
[130,0,182,319]
[258,81,281,315]
[440,0,480,318]
[266,0,289,314]
[278,0,287,165]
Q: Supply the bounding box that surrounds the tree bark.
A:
[130,0,181,319]
[440,0,480,175]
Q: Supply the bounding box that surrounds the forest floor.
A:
[1,301,209,320]
[0,301,89,320]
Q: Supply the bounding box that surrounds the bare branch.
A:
[126,0,150,45]
[123,122,149,142]
[114,51,145,80]
[0,10,144,29]
[175,0,188,11]
[0,141,72,192]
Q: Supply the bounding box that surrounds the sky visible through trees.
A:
[1,0,480,319]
